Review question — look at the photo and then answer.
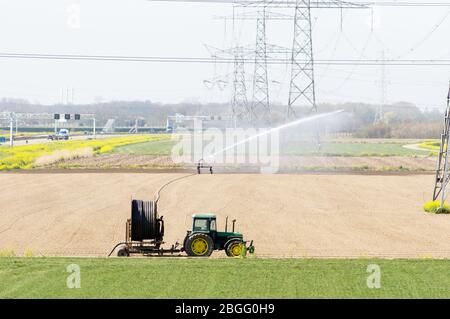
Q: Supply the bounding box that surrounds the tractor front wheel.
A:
[185,233,214,257]
[226,240,244,257]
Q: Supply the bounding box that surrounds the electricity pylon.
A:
[287,0,316,119]
[433,84,450,206]
[252,6,270,123]
[206,45,251,125]
[374,51,387,124]
[232,48,251,124]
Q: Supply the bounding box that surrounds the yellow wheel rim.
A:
[230,244,242,257]
[191,238,209,255]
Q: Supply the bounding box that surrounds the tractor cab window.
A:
[210,220,216,231]
[193,219,209,232]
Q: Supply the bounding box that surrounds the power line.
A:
[365,2,450,7]
[330,32,373,91]
[395,8,450,58]
[0,52,448,65]
[148,0,450,7]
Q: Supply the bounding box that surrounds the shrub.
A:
[0,249,16,257]
[354,123,392,138]
[418,140,440,153]
[24,248,34,257]
[98,145,113,154]
[390,122,441,139]
[423,200,450,214]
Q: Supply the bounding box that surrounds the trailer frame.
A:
[119,219,183,256]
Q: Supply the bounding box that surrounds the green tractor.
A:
[182,214,255,257]
[112,200,254,257]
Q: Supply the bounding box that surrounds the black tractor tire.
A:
[226,240,245,257]
[117,246,129,257]
[184,233,214,257]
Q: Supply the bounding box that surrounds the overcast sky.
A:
[0,0,448,109]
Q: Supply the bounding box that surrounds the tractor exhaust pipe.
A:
[225,216,228,232]
[232,219,236,232]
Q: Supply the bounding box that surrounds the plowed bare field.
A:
[0,173,448,258]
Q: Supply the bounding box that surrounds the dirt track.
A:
[0,173,449,258]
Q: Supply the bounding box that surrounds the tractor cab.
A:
[192,214,217,233]
[182,213,254,257]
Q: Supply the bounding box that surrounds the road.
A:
[403,143,430,152]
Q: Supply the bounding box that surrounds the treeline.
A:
[354,123,441,139]
[0,98,229,127]
[0,98,444,138]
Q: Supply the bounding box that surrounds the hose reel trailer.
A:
[115,200,180,256]
[110,169,255,257]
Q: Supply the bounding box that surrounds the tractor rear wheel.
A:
[185,233,214,257]
[226,240,244,257]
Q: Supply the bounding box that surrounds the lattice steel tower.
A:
[287,0,317,119]
[374,51,387,124]
[231,48,251,123]
[433,84,450,205]
[252,6,270,122]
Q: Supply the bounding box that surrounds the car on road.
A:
[48,129,70,140]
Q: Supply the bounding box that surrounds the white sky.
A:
[0,0,448,109]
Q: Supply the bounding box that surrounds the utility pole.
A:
[433,83,450,206]
[287,0,317,119]
[93,117,96,139]
[9,113,14,147]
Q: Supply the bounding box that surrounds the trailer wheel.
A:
[117,247,129,257]
[185,233,213,257]
[226,240,244,257]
